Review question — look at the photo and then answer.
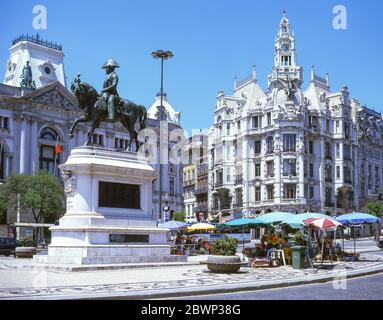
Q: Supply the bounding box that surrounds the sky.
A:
[0,0,382,135]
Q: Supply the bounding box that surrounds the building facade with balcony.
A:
[208,14,383,222]
[0,35,185,236]
[182,132,208,223]
[183,164,197,223]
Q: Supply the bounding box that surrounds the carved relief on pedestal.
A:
[62,170,77,197]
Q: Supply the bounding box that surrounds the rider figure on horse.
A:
[101,59,120,121]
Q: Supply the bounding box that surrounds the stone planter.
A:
[15,247,36,258]
[207,255,241,273]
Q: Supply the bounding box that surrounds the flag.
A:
[55,139,61,155]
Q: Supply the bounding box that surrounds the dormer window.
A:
[38,60,57,85]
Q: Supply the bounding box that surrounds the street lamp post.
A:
[163,193,170,223]
[151,50,174,223]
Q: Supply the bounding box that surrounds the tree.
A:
[0,171,64,224]
[363,200,383,242]
[172,211,186,222]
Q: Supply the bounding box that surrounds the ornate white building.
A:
[0,35,184,236]
[208,14,383,222]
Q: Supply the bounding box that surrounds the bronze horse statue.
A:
[69,77,147,152]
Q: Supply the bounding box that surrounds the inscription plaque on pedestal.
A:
[98,181,140,209]
[109,234,149,243]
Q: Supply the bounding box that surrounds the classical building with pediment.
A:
[208,14,383,222]
[0,35,184,235]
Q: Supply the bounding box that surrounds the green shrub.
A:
[242,247,264,258]
[212,236,238,256]
[20,237,35,247]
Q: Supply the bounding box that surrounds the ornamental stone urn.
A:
[207,255,242,273]
[15,247,36,258]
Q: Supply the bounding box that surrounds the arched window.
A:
[40,127,59,142]
[39,127,60,176]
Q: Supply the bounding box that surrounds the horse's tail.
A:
[139,106,147,129]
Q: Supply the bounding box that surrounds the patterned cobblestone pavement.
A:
[0,253,382,299]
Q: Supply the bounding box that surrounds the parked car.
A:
[0,238,20,256]
[378,240,383,249]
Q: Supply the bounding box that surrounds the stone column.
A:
[105,131,115,149]
[318,137,325,211]
[4,152,11,177]
[30,118,38,173]
[354,148,360,209]
[298,153,305,203]
[297,132,305,206]
[19,117,29,174]
[242,135,250,214]
[274,132,281,206]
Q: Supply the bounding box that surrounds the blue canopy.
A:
[280,212,328,229]
[253,212,294,225]
[336,212,381,225]
[159,221,188,231]
[224,218,258,228]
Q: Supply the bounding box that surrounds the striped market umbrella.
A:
[304,216,342,266]
[304,217,342,231]
[281,212,328,229]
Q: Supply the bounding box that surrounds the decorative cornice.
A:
[12,33,62,51]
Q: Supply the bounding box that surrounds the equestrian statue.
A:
[69,59,147,152]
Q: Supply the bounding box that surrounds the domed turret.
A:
[147,93,180,124]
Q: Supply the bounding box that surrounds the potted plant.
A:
[207,236,241,273]
[15,237,36,258]
[242,247,265,266]
[293,231,305,246]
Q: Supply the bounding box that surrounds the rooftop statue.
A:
[69,59,147,152]
[20,61,36,89]
[278,75,296,101]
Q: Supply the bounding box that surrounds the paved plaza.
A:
[0,249,382,300]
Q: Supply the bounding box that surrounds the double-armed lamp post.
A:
[151,50,173,222]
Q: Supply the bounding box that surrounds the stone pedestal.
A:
[35,146,185,265]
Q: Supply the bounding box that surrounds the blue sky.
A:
[1,0,382,134]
